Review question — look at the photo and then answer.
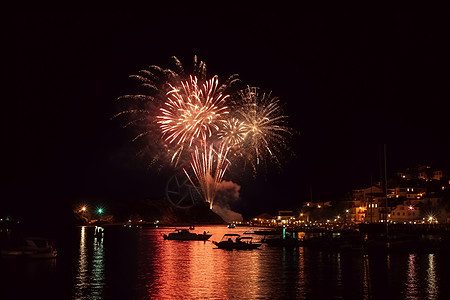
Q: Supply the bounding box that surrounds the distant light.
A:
[97,208,103,214]
[409,206,414,210]
[81,206,87,212]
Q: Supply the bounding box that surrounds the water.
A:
[1,226,449,299]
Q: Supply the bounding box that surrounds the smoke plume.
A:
[212,180,243,223]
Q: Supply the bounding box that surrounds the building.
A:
[276,210,295,225]
[389,204,420,222]
[432,170,444,180]
[389,186,426,199]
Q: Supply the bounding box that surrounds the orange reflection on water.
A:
[143,226,265,299]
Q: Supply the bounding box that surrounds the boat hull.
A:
[163,234,212,241]
[213,241,261,250]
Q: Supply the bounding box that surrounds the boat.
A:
[227,223,236,228]
[163,229,212,241]
[21,237,58,258]
[252,229,282,235]
[263,228,303,247]
[213,234,261,250]
[1,237,57,259]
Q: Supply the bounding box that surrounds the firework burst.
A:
[219,117,247,148]
[116,56,291,208]
[234,86,291,169]
[157,75,229,148]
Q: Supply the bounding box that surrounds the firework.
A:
[116,57,291,209]
[219,117,247,148]
[184,143,229,209]
[234,86,291,169]
[157,75,229,148]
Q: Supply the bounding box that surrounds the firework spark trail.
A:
[116,56,291,208]
[184,142,230,209]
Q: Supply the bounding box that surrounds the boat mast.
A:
[370,174,373,223]
[383,144,388,236]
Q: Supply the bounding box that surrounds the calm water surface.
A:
[1,225,449,299]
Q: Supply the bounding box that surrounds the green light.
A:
[97,208,103,214]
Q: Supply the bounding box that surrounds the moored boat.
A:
[264,228,303,247]
[213,234,261,250]
[163,229,212,241]
[1,237,57,259]
[21,237,57,258]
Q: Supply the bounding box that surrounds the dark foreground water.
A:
[1,225,450,299]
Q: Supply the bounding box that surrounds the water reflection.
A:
[143,228,266,299]
[73,226,105,300]
[404,253,418,300]
[3,226,450,299]
[362,254,371,299]
[297,247,306,299]
[65,227,449,299]
[427,254,439,300]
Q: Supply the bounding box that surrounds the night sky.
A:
[3,3,449,218]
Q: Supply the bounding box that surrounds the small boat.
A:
[21,237,57,259]
[213,234,261,250]
[1,237,57,259]
[227,223,236,228]
[264,229,303,247]
[163,229,212,241]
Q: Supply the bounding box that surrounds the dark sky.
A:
[3,3,449,218]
